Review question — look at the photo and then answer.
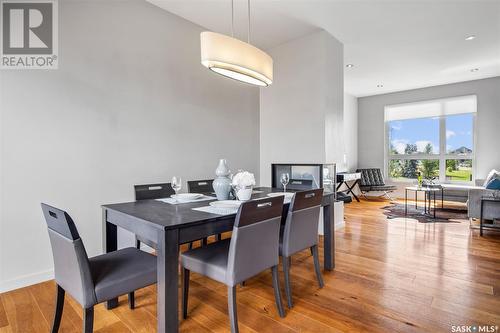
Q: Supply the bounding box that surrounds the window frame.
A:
[384,109,476,185]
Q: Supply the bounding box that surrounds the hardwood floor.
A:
[1,199,500,332]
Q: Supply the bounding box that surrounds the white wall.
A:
[358,77,500,181]
[324,35,345,166]
[0,0,260,291]
[342,93,358,172]
[259,30,344,185]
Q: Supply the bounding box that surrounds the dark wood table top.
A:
[103,187,334,230]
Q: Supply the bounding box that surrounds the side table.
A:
[480,197,500,236]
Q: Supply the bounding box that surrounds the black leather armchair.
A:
[356,168,397,200]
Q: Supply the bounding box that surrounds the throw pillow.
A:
[485,175,500,190]
[483,169,499,187]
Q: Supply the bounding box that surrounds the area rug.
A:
[381,202,468,223]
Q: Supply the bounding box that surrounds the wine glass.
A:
[280,173,290,193]
[171,177,182,202]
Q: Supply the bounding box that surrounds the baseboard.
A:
[335,219,346,229]
[0,269,54,293]
[140,244,155,253]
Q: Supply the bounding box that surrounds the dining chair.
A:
[134,183,174,249]
[41,203,157,333]
[188,179,221,243]
[187,179,214,194]
[181,196,286,333]
[280,188,324,308]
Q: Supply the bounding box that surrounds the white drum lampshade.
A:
[200,31,273,87]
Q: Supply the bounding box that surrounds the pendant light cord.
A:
[231,0,234,37]
[247,0,251,43]
[230,0,251,42]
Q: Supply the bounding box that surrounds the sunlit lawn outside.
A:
[445,168,472,181]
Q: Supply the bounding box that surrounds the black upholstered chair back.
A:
[187,179,214,194]
[226,196,284,285]
[357,168,386,186]
[41,203,96,308]
[281,189,323,257]
[134,183,175,200]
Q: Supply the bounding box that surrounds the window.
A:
[385,95,475,183]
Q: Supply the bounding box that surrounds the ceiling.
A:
[147,0,500,97]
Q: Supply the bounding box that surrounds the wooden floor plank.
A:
[1,198,500,332]
[1,287,50,333]
[0,296,9,330]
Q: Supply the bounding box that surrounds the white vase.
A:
[236,186,253,201]
[213,159,232,200]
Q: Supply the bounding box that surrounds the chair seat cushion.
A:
[180,239,230,284]
[370,185,397,191]
[89,247,157,303]
[359,185,372,191]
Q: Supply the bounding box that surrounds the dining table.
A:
[102,187,336,333]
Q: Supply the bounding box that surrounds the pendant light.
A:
[200,0,273,87]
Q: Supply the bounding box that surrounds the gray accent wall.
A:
[358,76,500,179]
[343,93,358,172]
[0,0,260,291]
[259,30,344,186]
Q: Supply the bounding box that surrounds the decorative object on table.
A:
[170,193,203,202]
[382,202,467,223]
[422,176,437,186]
[271,163,336,195]
[280,173,290,192]
[171,177,182,202]
[231,171,256,201]
[212,159,232,200]
[417,172,423,187]
[200,0,273,87]
[156,195,215,205]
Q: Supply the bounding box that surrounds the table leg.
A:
[157,228,180,333]
[441,189,444,208]
[423,192,426,214]
[103,209,118,309]
[323,202,335,271]
[415,191,417,209]
[480,200,484,237]
[405,189,408,215]
[434,191,436,219]
[428,192,431,214]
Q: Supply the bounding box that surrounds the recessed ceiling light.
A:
[470,68,479,72]
[377,84,384,88]
[465,35,476,41]
[346,64,354,68]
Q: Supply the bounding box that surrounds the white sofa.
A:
[440,182,484,203]
[466,180,500,220]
